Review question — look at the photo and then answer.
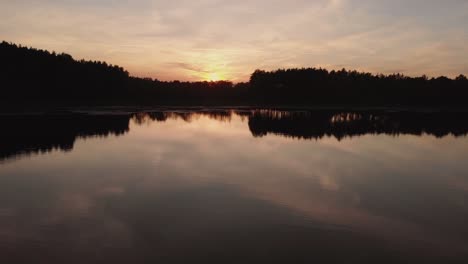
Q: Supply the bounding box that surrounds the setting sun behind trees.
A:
[205,72,225,82]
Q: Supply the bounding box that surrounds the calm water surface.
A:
[1,109,468,263]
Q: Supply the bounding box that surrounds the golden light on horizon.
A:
[190,51,231,81]
[205,72,225,81]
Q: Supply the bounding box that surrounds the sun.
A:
[206,72,224,81]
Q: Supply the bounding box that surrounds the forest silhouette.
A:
[2,110,468,161]
[1,41,467,107]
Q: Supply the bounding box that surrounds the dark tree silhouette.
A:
[0,41,131,106]
[1,41,467,107]
[249,68,468,106]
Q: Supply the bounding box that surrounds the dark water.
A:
[1,109,468,263]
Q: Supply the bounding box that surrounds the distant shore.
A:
[2,41,467,109]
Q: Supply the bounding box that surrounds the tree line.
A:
[250,69,468,106]
[1,41,467,107]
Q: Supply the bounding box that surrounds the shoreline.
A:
[2,105,468,115]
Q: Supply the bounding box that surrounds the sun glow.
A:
[205,72,225,81]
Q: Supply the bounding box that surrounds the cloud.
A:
[1,0,467,80]
[166,62,210,73]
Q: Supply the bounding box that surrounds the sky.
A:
[1,0,468,81]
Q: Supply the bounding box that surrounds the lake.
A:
[1,109,468,263]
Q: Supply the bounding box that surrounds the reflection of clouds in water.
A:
[100,186,126,196]
[0,113,468,261]
[124,114,468,250]
[319,174,340,191]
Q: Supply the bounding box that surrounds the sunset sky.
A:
[2,0,468,81]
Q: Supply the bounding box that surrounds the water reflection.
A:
[1,109,468,161]
[0,109,468,263]
[248,110,468,140]
[0,113,130,161]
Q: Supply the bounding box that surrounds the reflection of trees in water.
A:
[1,109,468,161]
[0,111,236,161]
[133,109,468,140]
[132,110,235,124]
[246,110,468,140]
[0,114,130,161]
